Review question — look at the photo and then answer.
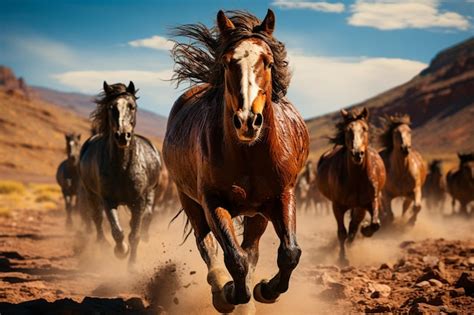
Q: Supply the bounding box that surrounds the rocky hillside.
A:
[306,37,474,165]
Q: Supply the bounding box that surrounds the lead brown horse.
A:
[446,153,474,216]
[379,114,427,226]
[163,10,309,313]
[317,108,386,265]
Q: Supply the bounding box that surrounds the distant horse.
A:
[423,159,446,213]
[379,114,427,226]
[79,81,161,269]
[317,108,386,265]
[153,163,179,215]
[446,153,474,216]
[163,10,309,312]
[295,160,330,214]
[56,132,81,227]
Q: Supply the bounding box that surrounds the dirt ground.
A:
[0,200,472,314]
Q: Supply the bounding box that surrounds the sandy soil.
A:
[0,201,472,314]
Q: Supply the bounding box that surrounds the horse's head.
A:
[458,152,474,180]
[341,108,369,165]
[65,132,81,161]
[392,122,412,155]
[218,10,275,144]
[103,81,138,148]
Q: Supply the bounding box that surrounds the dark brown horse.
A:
[446,153,474,216]
[317,108,386,265]
[295,160,330,214]
[79,82,162,269]
[56,132,81,227]
[163,10,309,312]
[423,159,446,213]
[379,114,427,226]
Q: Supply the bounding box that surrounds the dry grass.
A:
[0,180,26,195]
[0,180,61,212]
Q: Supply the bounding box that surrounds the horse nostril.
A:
[233,114,242,129]
[253,113,263,127]
[125,132,132,140]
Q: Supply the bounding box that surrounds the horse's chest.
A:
[386,167,416,195]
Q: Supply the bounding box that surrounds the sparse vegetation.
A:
[0,180,26,195]
[0,181,60,212]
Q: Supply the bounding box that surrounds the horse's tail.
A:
[168,208,193,246]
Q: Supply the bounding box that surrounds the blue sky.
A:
[1,0,473,118]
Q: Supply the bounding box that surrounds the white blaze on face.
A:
[116,98,128,129]
[233,41,264,118]
[352,123,364,150]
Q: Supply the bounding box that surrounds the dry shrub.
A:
[0,180,26,195]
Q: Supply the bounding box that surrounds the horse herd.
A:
[53,10,474,313]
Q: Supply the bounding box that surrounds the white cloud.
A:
[128,35,174,51]
[272,1,345,13]
[52,69,178,108]
[348,0,470,30]
[287,52,427,117]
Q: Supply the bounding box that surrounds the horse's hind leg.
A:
[348,208,365,243]
[253,190,302,304]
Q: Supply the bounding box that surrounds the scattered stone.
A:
[365,304,392,313]
[173,297,179,305]
[341,266,355,273]
[423,255,439,266]
[445,256,461,264]
[468,257,474,267]
[319,282,349,300]
[455,272,474,296]
[449,287,465,298]
[416,267,448,284]
[415,281,430,288]
[428,279,444,288]
[400,240,415,248]
[55,289,64,295]
[368,283,391,298]
[408,303,440,315]
[427,292,449,306]
[189,270,196,275]
[379,263,392,270]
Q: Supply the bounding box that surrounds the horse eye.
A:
[128,104,136,110]
[266,62,274,70]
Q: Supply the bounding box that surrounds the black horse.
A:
[79,81,161,269]
[56,132,81,227]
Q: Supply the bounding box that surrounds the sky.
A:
[1,0,473,118]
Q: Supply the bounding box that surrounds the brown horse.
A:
[317,108,386,265]
[295,160,330,215]
[379,114,427,226]
[153,163,179,215]
[446,153,474,216]
[423,159,446,213]
[56,132,81,227]
[163,10,309,312]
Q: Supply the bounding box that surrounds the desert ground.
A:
[0,181,472,314]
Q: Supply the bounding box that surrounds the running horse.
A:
[446,153,474,216]
[163,10,309,312]
[379,114,427,225]
[295,160,329,214]
[423,159,446,213]
[79,82,162,269]
[317,108,386,265]
[56,132,81,227]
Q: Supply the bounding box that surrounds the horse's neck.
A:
[390,149,409,170]
[344,149,366,176]
[66,155,78,169]
[107,135,135,170]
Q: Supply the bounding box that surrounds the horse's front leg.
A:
[104,202,128,259]
[128,197,147,270]
[204,195,251,307]
[64,194,73,227]
[254,190,301,304]
[361,192,382,237]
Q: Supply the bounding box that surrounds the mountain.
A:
[0,66,166,182]
[306,37,474,163]
[32,86,168,140]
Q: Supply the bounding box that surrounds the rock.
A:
[0,258,10,271]
[428,279,444,288]
[125,297,145,311]
[379,263,392,270]
[368,283,391,298]
[319,282,349,300]
[365,304,392,313]
[427,292,449,306]
[400,240,415,248]
[416,267,448,284]
[409,303,440,314]
[439,305,459,315]
[415,281,430,288]
[422,255,439,266]
[173,297,179,305]
[449,287,465,297]
[445,256,461,264]
[341,266,355,273]
[468,257,474,267]
[455,272,474,296]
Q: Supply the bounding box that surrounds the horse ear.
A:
[340,109,349,118]
[361,107,369,120]
[260,9,275,36]
[217,10,235,35]
[77,134,81,141]
[127,81,136,95]
[103,81,112,94]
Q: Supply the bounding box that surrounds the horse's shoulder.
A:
[135,134,161,162]
[80,134,102,157]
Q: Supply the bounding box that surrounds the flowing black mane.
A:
[170,10,290,102]
[329,108,369,146]
[90,83,138,135]
[379,113,411,150]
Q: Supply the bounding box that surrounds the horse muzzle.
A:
[351,150,365,165]
[401,145,411,155]
[233,112,263,144]
[114,131,132,147]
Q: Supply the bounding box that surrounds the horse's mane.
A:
[170,10,290,102]
[329,108,370,145]
[458,152,474,165]
[90,83,137,134]
[429,159,442,173]
[379,113,411,150]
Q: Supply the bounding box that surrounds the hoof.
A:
[338,257,350,267]
[253,280,278,304]
[212,289,235,313]
[361,222,380,237]
[114,242,129,259]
